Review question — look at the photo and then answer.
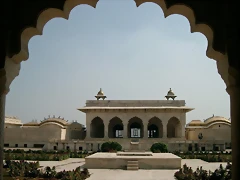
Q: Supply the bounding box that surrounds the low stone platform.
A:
[85,152,181,169]
[117,152,152,156]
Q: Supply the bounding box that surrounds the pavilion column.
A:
[86,121,91,139]
[104,121,109,139]
[0,68,7,180]
[143,121,148,138]
[123,121,128,138]
[162,122,167,138]
[227,85,240,180]
[180,114,186,138]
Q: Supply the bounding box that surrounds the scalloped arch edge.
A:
[5,0,229,91]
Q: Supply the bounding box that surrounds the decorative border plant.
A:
[174,163,231,180]
[3,160,90,179]
[101,141,122,152]
[4,149,94,161]
[150,142,168,153]
[172,151,232,162]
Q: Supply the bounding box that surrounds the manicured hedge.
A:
[174,163,231,180]
[173,151,232,162]
[4,149,93,161]
[101,141,122,152]
[150,143,168,153]
[3,160,90,179]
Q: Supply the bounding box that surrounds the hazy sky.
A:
[6,0,230,125]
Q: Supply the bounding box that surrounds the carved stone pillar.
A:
[0,68,7,180]
[227,85,240,180]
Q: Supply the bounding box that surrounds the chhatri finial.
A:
[95,88,107,100]
[165,88,177,100]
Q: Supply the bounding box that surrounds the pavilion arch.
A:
[108,117,123,138]
[148,117,163,138]
[128,117,143,138]
[167,117,181,138]
[90,117,104,138]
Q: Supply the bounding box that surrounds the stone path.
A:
[39,158,85,172]
[37,158,228,180]
[88,160,228,180]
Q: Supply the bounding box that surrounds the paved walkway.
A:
[88,160,227,180]
[38,158,85,172]
[37,158,227,180]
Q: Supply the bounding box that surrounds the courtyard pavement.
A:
[36,158,228,180]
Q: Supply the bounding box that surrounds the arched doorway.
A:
[148,124,158,138]
[108,117,123,138]
[90,117,104,138]
[128,117,143,138]
[148,117,163,138]
[167,117,181,138]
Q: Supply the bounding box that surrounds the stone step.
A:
[125,149,143,152]
[127,166,138,170]
[127,165,138,169]
[127,161,138,165]
[127,160,139,170]
[127,164,138,167]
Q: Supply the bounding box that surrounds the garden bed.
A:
[172,151,232,162]
[4,149,93,161]
[3,160,90,179]
[174,163,231,180]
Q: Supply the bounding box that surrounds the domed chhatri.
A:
[95,88,107,100]
[165,88,177,100]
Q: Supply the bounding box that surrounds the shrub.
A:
[101,141,122,152]
[173,152,232,162]
[55,167,90,179]
[174,162,232,180]
[5,160,90,179]
[4,149,93,161]
[7,160,41,178]
[150,142,168,153]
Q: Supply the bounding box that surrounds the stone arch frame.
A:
[90,116,104,138]
[128,116,144,138]
[2,1,240,179]
[108,116,123,138]
[148,116,163,138]
[3,1,230,92]
[167,117,181,138]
